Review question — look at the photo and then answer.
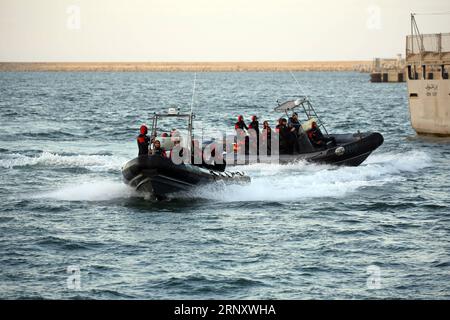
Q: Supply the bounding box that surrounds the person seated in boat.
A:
[151,139,167,157]
[307,122,336,147]
[288,112,301,132]
[137,124,150,156]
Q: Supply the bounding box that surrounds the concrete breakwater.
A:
[0,61,371,72]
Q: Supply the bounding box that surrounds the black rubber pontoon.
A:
[122,154,249,200]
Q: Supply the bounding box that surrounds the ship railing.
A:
[406,33,450,60]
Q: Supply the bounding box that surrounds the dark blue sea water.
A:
[0,72,449,299]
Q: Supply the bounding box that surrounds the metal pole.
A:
[411,13,414,56]
[190,72,197,115]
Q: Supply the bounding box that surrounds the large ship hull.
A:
[407,78,450,136]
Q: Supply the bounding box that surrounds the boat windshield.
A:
[150,112,193,151]
[274,97,307,113]
[274,97,328,135]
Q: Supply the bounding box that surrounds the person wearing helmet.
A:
[248,115,260,154]
[275,118,289,154]
[234,115,248,131]
[248,115,259,135]
[234,115,248,155]
[137,124,150,156]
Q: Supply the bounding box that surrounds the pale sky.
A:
[0,0,449,61]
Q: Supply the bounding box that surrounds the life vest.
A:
[235,120,248,131]
[137,134,150,155]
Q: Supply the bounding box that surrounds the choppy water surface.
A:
[0,72,449,299]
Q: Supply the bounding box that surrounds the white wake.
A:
[192,150,431,202]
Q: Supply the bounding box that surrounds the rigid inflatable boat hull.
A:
[122,155,250,200]
[229,132,383,167]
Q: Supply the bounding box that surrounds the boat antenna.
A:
[187,72,197,149]
[410,11,450,58]
[190,72,197,115]
[289,70,308,99]
[288,70,328,135]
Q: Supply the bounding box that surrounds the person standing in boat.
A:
[276,118,296,154]
[248,115,259,135]
[248,115,260,155]
[288,112,301,131]
[288,112,303,153]
[276,118,289,154]
[235,115,248,155]
[235,115,248,132]
[137,124,150,156]
[261,120,272,155]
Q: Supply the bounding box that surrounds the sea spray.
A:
[37,179,137,201]
[0,151,127,172]
[190,150,432,202]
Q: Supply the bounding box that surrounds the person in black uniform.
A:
[235,115,248,154]
[235,115,248,132]
[261,120,272,155]
[248,115,259,135]
[276,118,291,154]
[137,124,150,156]
[275,118,296,154]
[307,122,336,147]
[248,115,260,154]
[151,140,167,157]
[288,112,301,131]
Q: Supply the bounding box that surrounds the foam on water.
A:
[0,151,127,172]
[29,150,431,202]
[0,151,136,201]
[38,179,137,201]
[192,150,431,202]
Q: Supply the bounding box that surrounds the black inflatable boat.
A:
[122,109,250,200]
[228,97,384,167]
[122,96,383,199]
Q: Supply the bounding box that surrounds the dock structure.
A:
[370,55,406,83]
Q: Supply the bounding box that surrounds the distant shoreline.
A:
[0,61,371,72]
